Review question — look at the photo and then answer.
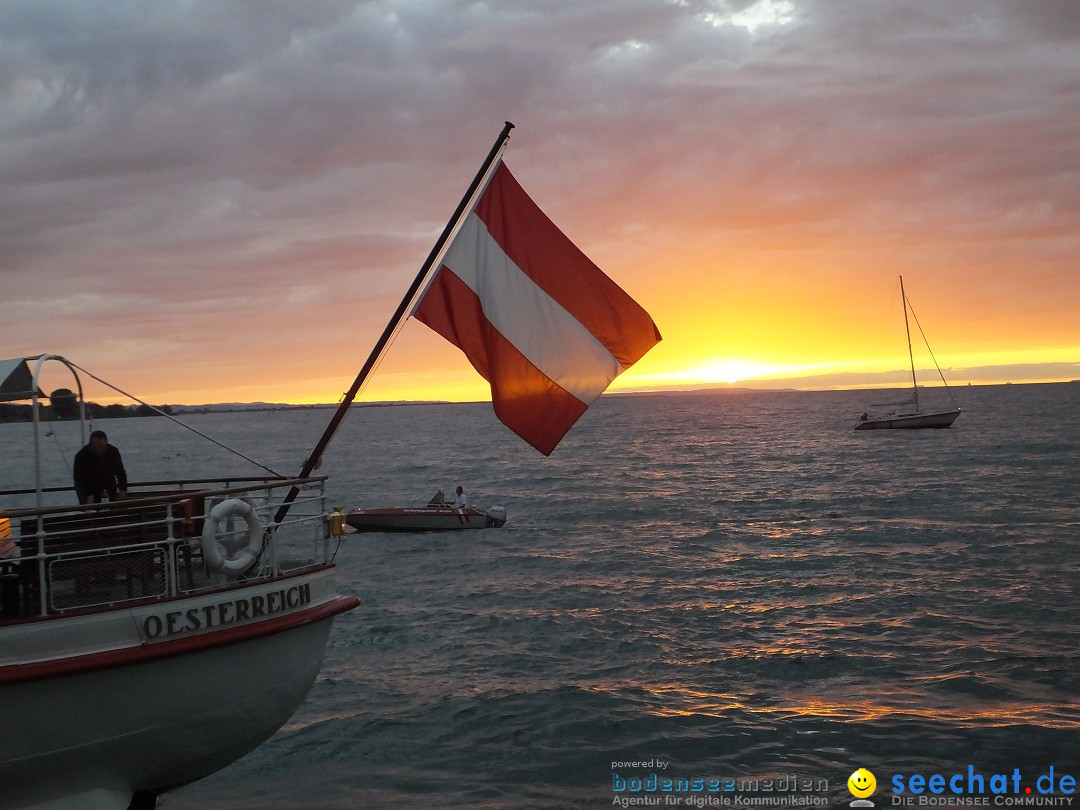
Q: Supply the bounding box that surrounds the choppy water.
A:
[3,383,1078,808]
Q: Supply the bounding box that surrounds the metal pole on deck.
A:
[273,121,516,526]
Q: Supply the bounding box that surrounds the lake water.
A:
[2,383,1077,808]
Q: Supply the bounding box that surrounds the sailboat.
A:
[854,276,962,430]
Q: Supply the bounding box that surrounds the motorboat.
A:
[346,493,507,533]
[0,354,360,810]
[346,505,507,533]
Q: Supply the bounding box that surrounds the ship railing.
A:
[0,475,331,619]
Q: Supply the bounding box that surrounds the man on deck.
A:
[73,430,128,504]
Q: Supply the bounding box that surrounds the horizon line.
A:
[162,377,1076,410]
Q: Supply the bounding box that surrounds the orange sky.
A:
[3,1,1078,406]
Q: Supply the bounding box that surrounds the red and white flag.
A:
[413,162,661,455]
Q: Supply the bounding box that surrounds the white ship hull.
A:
[0,567,357,810]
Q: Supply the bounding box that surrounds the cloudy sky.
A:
[2,0,1078,405]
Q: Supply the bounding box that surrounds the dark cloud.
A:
[1,0,1077,399]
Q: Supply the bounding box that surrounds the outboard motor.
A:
[485,505,508,528]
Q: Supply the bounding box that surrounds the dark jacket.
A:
[73,443,128,504]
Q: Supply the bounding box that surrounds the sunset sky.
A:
[2,0,1078,406]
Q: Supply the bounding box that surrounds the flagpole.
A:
[273,121,516,526]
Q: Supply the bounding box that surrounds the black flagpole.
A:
[274,121,515,526]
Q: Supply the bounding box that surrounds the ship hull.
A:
[0,568,358,810]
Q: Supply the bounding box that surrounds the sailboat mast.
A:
[272,121,516,526]
[899,275,919,411]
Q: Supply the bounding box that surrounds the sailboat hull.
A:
[855,408,961,430]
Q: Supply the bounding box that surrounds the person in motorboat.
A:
[454,485,469,509]
[73,429,128,504]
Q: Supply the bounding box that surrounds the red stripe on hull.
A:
[0,595,360,686]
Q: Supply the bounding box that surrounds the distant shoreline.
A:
[168,378,1076,414]
[2,379,1072,423]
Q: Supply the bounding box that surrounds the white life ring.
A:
[201,498,264,576]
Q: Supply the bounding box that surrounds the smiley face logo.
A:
[848,768,876,798]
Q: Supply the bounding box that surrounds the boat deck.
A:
[1,477,333,623]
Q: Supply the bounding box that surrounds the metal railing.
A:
[0,476,331,618]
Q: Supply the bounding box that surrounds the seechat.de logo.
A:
[848,768,877,807]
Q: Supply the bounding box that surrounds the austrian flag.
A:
[413,162,661,455]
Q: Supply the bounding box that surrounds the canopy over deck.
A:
[0,357,43,403]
